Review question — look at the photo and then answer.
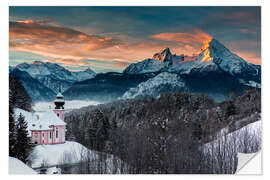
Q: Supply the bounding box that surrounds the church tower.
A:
[53,85,65,121]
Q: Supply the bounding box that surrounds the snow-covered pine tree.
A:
[9,105,17,157]
[15,113,32,163]
[9,76,32,112]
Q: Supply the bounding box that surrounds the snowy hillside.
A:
[201,120,261,174]
[169,38,260,84]
[15,61,96,94]
[10,69,56,102]
[28,141,93,168]
[199,39,255,76]
[122,39,261,101]
[16,61,96,82]
[122,72,186,99]
[9,157,37,174]
[28,141,129,174]
[123,48,184,75]
[123,58,165,74]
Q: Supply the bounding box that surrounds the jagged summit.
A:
[197,38,233,62]
[153,47,173,66]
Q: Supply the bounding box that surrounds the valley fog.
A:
[33,100,102,112]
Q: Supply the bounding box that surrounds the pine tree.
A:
[9,105,17,157]
[225,101,236,119]
[9,76,32,112]
[16,113,32,163]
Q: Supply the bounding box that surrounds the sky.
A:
[9,6,261,72]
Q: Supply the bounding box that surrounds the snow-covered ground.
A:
[9,157,37,174]
[33,100,102,112]
[205,120,261,151]
[28,141,96,168]
[28,141,129,174]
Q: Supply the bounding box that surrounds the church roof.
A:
[56,92,63,98]
[14,108,66,135]
[54,98,64,102]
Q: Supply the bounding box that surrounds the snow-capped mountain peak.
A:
[197,38,231,62]
[153,47,173,66]
[123,58,165,74]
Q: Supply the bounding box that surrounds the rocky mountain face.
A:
[15,61,96,93]
[121,38,261,102]
[9,38,261,103]
[10,69,56,102]
[152,47,174,67]
[123,59,165,75]
[63,72,157,102]
[9,61,96,102]
[122,72,187,99]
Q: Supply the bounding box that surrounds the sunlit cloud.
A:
[151,29,212,55]
[151,29,212,44]
[9,6,261,72]
[10,20,121,60]
[44,58,89,66]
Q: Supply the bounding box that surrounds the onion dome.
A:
[54,85,65,109]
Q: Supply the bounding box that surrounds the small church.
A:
[14,86,67,145]
[30,86,66,145]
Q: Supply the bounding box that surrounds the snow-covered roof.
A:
[39,110,66,127]
[54,98,64,102]
[14,108,66,135]
[56,92,63,98]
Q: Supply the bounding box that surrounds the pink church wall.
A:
[53,109,65,121]
[30,110,66,145]
[31,127,66,145]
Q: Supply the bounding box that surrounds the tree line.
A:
[65,88,261,174]
[9,76,33,163]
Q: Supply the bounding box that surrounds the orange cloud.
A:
[9,20,260,68]
[226,40,261,64]
[10,20,120,59]
[151,29,212,44]
[44,58,89,66]
[233,51,261,65]
[150,29,213,56]
[10,21,213,63]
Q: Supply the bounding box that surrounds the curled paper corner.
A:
[236,151,262,175]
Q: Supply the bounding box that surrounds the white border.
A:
[1,0,269,180]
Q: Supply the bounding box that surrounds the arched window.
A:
[57,113,59,117]
[56,128,58,138]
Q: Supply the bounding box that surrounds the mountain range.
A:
[9,61,96,101]
[122,38,261,102]
[9,38,261,102]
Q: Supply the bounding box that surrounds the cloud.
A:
[44,58,89,66]
[151,29,212,44]
[226,40,261,64]
[9,19,260,71]
[151,29,212,55]
[9,20,121,59]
